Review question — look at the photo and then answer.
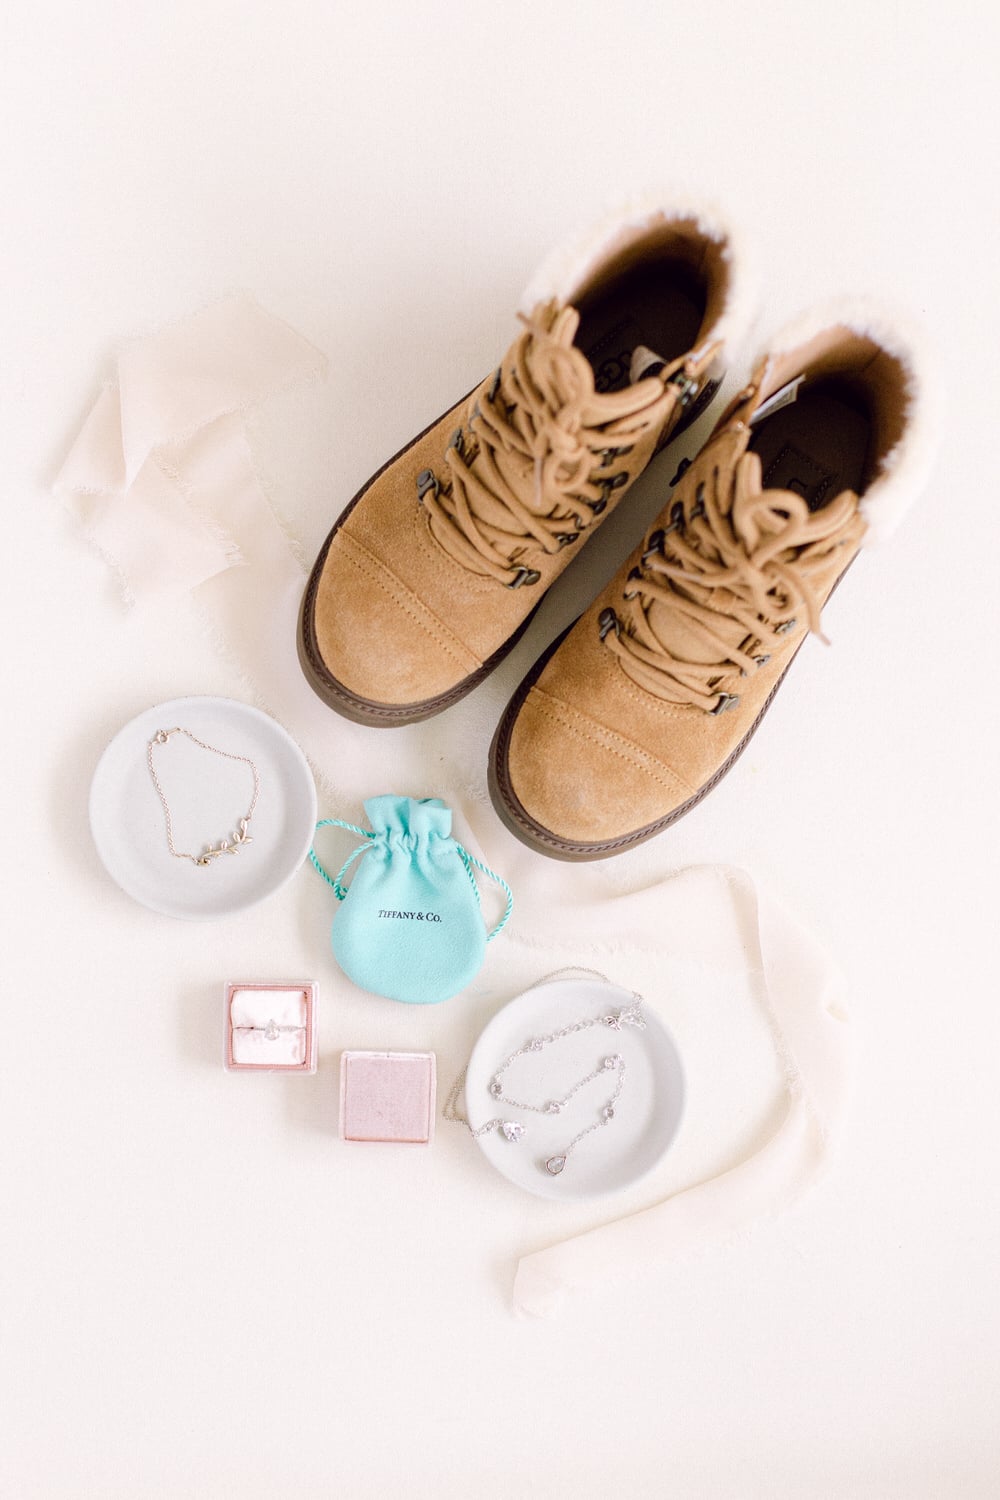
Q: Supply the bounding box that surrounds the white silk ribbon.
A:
[509,865,849,1317]
[54,295,327,602]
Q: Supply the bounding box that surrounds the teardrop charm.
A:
[545,1155,567,1176]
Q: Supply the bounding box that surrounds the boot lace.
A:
[600,442,867,713]
[418,302,695,588]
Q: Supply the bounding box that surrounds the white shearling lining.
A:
[761,298,941,546]
[518,188,755,361]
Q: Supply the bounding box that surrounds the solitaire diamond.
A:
[545,1155,567,1175]
[500,1121,525,1143]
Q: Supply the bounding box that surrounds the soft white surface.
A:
[2,2,999,1498]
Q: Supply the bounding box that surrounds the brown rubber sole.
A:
[487,622,809,861]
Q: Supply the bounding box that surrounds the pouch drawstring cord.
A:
[309,818,376,900]
[455,845,513,941]
[309,819,513,939]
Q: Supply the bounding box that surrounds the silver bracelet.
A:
[146,726,261,867]
[445,991,646,1176]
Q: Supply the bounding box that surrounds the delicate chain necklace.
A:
[146,727,261,867]
[445,991,646,1177]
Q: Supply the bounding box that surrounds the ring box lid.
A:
[339,1050,436,1144]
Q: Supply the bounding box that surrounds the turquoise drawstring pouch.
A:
[309,795,513,1005]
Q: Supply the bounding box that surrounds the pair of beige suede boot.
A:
[298,195,935,860]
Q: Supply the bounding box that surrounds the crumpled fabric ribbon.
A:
[54,295,441,803]
[54,294,327,601]
[507,864,849,1318]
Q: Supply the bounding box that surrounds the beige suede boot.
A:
[299,195,752,724]
[490,304,937,857]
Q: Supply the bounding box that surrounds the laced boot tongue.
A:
[609,441,867,712]
[420,302,678,587]
[630,449,762,671]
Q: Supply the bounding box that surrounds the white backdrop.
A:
[3,1,999,1496]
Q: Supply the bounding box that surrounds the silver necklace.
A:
[445,991,646,1177]
[146,726,261,867]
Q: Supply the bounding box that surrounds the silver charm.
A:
[501,1121,525,1143]
[536,1054,626,1177]
[602,1003,646,1031]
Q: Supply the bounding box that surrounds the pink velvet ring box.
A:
[224,982,317,1072]
[339,1051,436,1145]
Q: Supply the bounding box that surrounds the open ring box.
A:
[224,981,317,1073]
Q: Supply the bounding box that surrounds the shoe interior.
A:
[748,377,873,510]
[748,330,911,510]
[569,218,730,394]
